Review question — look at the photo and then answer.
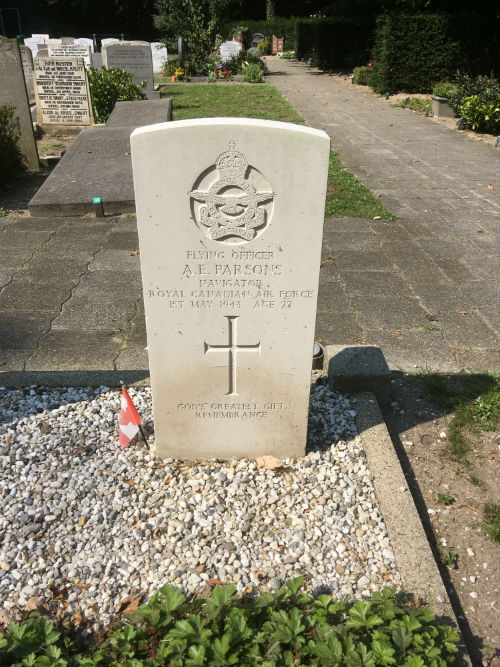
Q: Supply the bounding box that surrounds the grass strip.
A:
[161,83,395,220]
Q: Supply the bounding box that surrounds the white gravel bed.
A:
[0,379,402,630]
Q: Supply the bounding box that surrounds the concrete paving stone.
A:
[7,217,65,231]
[416,282,499,316]
[115,343,149,371]
[350,294,430,329]
[25,331,123,371]
[330,249,395,271]
[0,312,52,348]
[415,237,479,258]
[0,229,52,251]
[0,282,73,311]
[317,281,350,310]
[0,348,32,371]
[71,268,142,292]
[100,230,139,250]
[11,259,89,284]
[315,310,363,345]
[58,220,112,233]
[461,254,500,282]
[361,328,460,373]
[432,257,481,284]
[439,311,499,347]
[370,221,412,240]
[107,216,138,233]
[339,270,411,297]
[394,218,440,239]
[51,296,138,331]
[318,262,341,283]
[322,231,379,251]
[0,270,14,289]
[453,346,500,373]
[323,217,373,233]
[0,249,35,270]
[392,259,451,286]
[90,248,142,272]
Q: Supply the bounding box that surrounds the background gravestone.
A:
[102,41,156,98]
[272,35,284,54]
[252,33,264,48]
[219,40,241,62]
[151,42,167,74]
[90,52,103,68]
[19,45,35,104]
[47,42,91,67]
[0,36,39,171]
[131,118,330,460]
[24,36,47,57]
[75,37,94,52]
[34,56,94,126]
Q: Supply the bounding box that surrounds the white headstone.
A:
[75,37,94,52]
[24,37,46,57]
[219,40,241,62]
[31,34,49,40]
[151,42,167,74]
[47,42,91,66]
[34,56,94,125]
[102,40,154,92]
[46,38,62,46]
[60,37,75,44]
[131,118,329,460]
[101,38,119,47]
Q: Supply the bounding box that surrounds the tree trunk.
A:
[266,0,275,20]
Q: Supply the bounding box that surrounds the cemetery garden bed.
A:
[383,373,500,667]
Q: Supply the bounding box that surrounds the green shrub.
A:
[0,580,460,666]
[243,62,265,83]
[391,97,431,113]
[432,82,457,98]
[257,36,270,54]
[162,54,181,76]
[353,65,374,86]
[0,103,25,183]
[280,50,296,59]
[447,72,500,133]
[223,18,296,51]
[87,66,146,123]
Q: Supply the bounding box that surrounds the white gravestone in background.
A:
[219,40,241,62]
[47,43,91,66]
[24,36,47,57]
[151,42,167,73]
[75,37,94,52]
[131,118,329,460]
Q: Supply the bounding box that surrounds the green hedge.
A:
[295,19,374,71]
[369,13,499,94]
[0,103,25,183]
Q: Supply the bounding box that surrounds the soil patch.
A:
[383,373,500,667]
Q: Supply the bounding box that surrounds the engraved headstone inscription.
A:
[34,56,94,125]
[0,36,39,171]
[131,118,329,459]
[47,42,91,66]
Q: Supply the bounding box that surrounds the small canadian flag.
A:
[119,386,142,448]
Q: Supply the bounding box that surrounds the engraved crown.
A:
[216,141,247,178]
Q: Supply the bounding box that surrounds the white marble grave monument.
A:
[131,118,329,459]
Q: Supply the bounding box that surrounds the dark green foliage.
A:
[353,65,375,85]
[432,82,457,98]
[295,18,374,70]
[87,67,146,123]
[243,62,265,83]
[0,103,25,183]
[0,580,460,666]
[391,97,431,113]
[222,18,297,51]
[370,14,461,94]
[480,503,500,543]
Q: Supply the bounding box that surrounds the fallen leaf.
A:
[124,479,135,486]
[25,597,47,612]
[196,564,206,574]
[70,612,84,628]
[130,249,139,256]
[163,474,172,486]
[459,504,478,512]
[207,578,226,586]
[116,594,144,615]
[256,455,283,470]
[458,311,468,315]
[487,184,495,190]
[76,583,91,589]
[341,167,349,171]
[78,517,86,527]
[373,215,382,220]
[241,585,253,595]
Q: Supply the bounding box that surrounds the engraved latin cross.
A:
[204,315,261,396]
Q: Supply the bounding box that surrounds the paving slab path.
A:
[267,59,499,374]
[0,63,499,383]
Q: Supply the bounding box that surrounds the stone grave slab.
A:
[90,52,102,68]
[130,118,330,459]
[19,45,35,104]
[28,98,172,216]
[34,56,93,126]
[75,38,94,52]
[0,36,39,171]
[151,42,167,73]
